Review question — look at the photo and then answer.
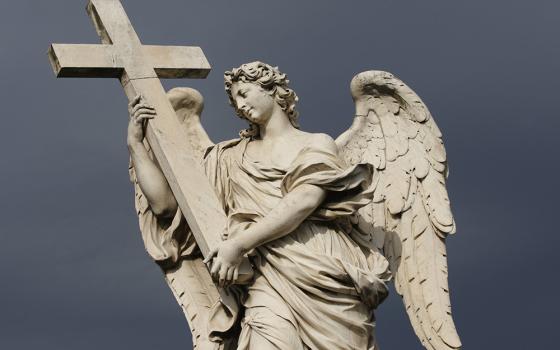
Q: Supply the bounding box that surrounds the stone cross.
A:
[48,0,224,258]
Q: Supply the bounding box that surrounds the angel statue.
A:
[127,61,461,350]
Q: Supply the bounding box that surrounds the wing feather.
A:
[165,258,224,350]
[336,71,461,349]
[167,87,214,160]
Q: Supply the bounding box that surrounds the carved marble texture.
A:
[128,63,461,350]
[49,1,462,349]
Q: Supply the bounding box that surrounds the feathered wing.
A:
[336,71,461,350]
[167,87,214,160]
[130,88,231,350]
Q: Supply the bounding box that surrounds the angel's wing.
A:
[129,88,229,350]
[336,71,461,350]
[167,87,214,160]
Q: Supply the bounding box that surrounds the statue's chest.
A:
[244,150,299,170]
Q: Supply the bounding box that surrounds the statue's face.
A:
[230,82,275,125]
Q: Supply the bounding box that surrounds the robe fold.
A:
[131,137,391,349]
[202,138,391,350]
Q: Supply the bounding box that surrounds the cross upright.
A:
[48,0,225,258]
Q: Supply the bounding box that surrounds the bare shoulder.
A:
[297,131,338,154]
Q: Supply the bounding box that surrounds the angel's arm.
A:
[238,183,327,251]
[128,95,178,219]
[212,184,327,288]
[235,135,337,251]
[206,181,326,286]
[129,143,178,218]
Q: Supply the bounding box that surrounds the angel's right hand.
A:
[127,94,156,145]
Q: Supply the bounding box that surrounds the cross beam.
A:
[48,0,223,259]
[49,44,210,79]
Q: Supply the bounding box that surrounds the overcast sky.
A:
[1,0,559,349]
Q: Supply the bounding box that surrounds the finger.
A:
[233,266,239,283]
[133,108,157,116]
[204,247,219,263]
[136,114,155,123]
[132,104,155,115]
[130,95,144,111]
[133,114,150,124]
[203,248,218,264]
[225,267,234,287]
[129,94,142,109]
[132,103,155,112]
[218,265,229,288]
[210,259,221,278]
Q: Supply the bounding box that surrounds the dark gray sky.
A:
[1,0,558,348]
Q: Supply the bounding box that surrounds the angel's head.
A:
[225,61,299,138]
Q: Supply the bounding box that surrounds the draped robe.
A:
[132,137,391,350]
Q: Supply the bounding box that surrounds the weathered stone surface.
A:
[48,0,223,258]
[49,44,210,78]
[49,2,463,350]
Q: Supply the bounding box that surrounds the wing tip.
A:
[167,87,205,113]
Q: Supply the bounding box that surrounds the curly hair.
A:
[224,61,299,138]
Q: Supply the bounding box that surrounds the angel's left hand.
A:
[204,238,247,287]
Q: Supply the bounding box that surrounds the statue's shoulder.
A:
[302,132,338,154]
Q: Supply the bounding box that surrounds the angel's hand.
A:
[204,239,247,287]
[127,94,156,146]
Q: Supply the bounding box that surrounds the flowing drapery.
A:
[203,138,391,350]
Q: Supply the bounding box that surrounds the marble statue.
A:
[48,1,461,349]
[128,63,461,350]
